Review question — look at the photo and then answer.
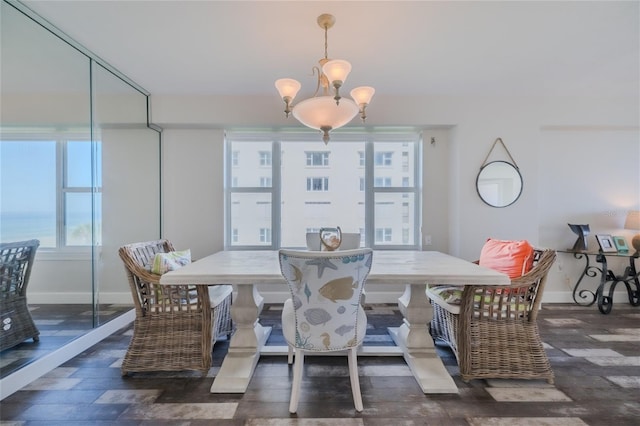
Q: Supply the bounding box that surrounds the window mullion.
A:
[272,140,281,249]
[57,140,65,247]
[365,140,374,249]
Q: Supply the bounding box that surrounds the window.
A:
[259,151,271,166]
[402,151,409,172]
[259,228,272,243]
[306,151,329,166]
[375,152,393,166]
[0,138,101,249]
[402,202,410,223]
[306,177,329,191]
[375,228,392,242]
[232,151,239,166]
[374,177,392,187]
[232,228,239,243]
[402,177,409,187]
[259,177,272,187]
[226,131,420,249]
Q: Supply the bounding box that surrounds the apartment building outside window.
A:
[259,228,271,243]
[306,151,329,166]
[375,152,393,166]
[259,177,272,187]
[259,151,271,166]
[375,228,392,242]
[375,177,392,187]
[307,177,329,191]
[225,130,420,249]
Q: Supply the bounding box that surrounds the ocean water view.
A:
[0,212,98,247]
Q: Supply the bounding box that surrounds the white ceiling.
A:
[19,0,640,98]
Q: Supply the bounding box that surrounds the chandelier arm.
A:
[359,104,368,122]
[312,66,322,97]
[283,96,292,117]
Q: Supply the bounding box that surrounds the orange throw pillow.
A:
[479,238,534,279]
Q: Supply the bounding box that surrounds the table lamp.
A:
[624,210,640,255]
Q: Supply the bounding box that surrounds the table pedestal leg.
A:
[388,283,458,394]
[210,284,271,393]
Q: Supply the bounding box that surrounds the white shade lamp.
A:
[624,210,640,255]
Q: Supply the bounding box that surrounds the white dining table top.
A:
[160,250,510,286]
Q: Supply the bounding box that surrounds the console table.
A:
[559,250,640,314]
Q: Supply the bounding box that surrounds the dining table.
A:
[160,250,510,394]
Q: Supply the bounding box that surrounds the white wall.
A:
[161,128,225,260]
[153,93,639,304]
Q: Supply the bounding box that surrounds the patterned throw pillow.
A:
[428,285,464,305]
[151,249,191,275]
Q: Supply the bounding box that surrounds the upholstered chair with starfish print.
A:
[279,248,373,413]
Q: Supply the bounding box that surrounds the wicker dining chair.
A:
[427,248,557,383]
[118,239,232,374]
[0,239,40,351]
[279,248,373,413]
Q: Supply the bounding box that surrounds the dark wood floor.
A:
[0,304,133,379]
[1,303,639,425]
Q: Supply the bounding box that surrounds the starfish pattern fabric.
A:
[305,257,338,278]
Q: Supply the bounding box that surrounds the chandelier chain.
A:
[324,24,328,59]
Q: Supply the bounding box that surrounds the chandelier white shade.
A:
[275,14,374,144]
[292,96,359,135]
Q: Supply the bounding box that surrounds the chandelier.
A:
[275,14,375,144]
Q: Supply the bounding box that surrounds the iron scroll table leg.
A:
[571,252,598,306]
[623,255,640,306]
[595,253,640,314]
[595,254,615,314]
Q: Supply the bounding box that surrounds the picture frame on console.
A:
[596,234,618,253]
[612,236,630,253]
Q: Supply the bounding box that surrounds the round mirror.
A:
[476,161,523,208]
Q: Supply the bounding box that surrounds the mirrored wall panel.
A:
[0,0,161,379]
